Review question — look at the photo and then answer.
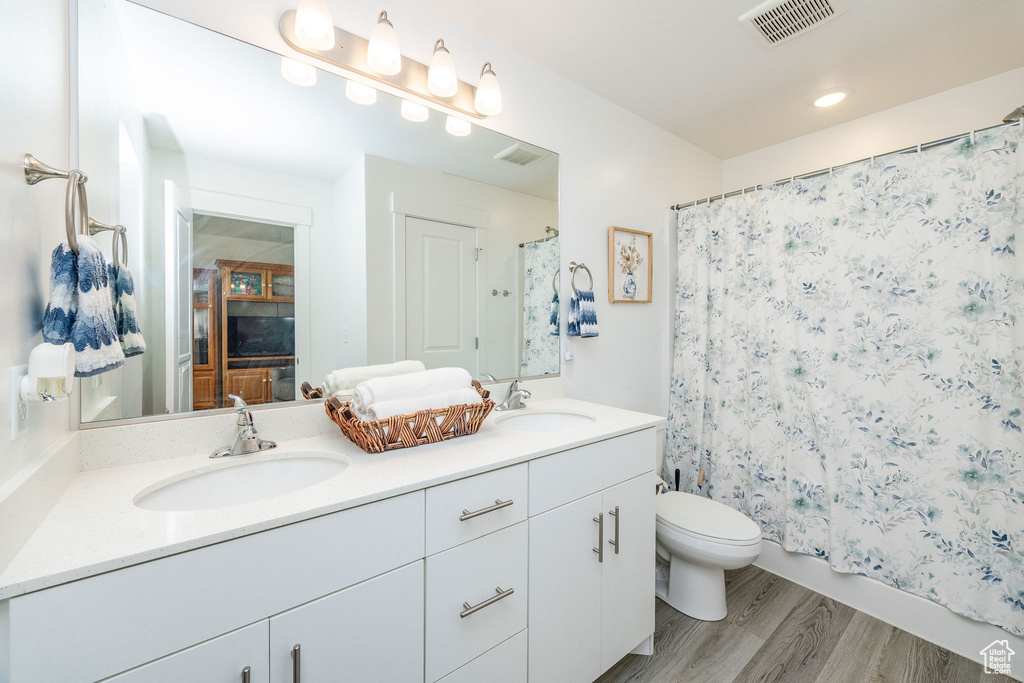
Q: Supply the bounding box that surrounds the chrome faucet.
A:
[495,379,531,411]
[210,395,278,458]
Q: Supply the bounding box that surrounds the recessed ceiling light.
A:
[814,90,848,108]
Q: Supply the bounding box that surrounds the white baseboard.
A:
[755,540,1024,681]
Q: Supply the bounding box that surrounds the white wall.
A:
[363,154,557,380]
[131,0,724,417]
[0,0,71,487]
[723,66,1024,190]
[329,156,368,377]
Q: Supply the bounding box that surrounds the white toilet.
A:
[655,491,762,621]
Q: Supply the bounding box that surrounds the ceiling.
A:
[108,1,558,199]
[415,0,1024,159]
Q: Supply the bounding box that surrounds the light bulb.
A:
[427,39,458,98]
[445,115,471,136]
[367,11,401,75]
[295,0,335,51]
[474,62,501,115]
[281,57,317,87]
[346,80,378,105]
[401,100,429,122]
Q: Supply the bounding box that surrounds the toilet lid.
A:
[656,492,761,543]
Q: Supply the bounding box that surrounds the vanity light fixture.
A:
[814,90,848,107]
[280,56,318,86]
[280,10,498,120]
[474,62,502,116]
[401,99,429,122]
[294,0,336,50]
[346,80,378,105]
[445,115,471,136]
[367,11,401,75]
[428,39,458,98]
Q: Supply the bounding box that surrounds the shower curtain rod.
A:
[670,114,1024,212]
[519,227,559,248]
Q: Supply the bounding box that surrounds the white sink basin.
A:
[494,410,596,432]
[135,452,349,512]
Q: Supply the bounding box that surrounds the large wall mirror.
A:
[77,0,560,424]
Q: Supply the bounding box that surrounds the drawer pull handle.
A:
[460,498,513,522]
[460,586,515,618]
[594,512,604,563]
[609,506,620,554]
[242,666,251,683]
[292,644,301,683]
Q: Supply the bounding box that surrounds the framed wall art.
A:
[608,226,652,303]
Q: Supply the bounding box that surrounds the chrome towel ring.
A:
[25,154,89,255]
[89,218,129,268]
[569,262,593,296]
[552,268,560,295]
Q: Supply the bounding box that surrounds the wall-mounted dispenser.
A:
[10,343,75,440]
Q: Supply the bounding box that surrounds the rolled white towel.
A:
[356,387,483,421]
[324,360,426,395]
[352,367,473,414]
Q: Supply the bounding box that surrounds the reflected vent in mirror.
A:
[739,0,848,48]
[494,142,549,167]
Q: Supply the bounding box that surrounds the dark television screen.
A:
[226,316,295,357]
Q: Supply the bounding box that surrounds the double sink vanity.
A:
[0,395,665,683]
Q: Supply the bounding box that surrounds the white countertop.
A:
[0,398,664,601]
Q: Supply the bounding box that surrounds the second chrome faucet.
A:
[495,379,531,412]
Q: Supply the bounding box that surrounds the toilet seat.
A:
[656,491,761,546]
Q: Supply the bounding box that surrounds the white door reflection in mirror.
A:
[165,180,193,414]
[405,218,477,374]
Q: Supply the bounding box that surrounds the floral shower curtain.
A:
[520,237,560,376]
[666,126,1023,635]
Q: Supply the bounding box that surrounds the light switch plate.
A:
[562,338,575,361]
[10,365,28,441]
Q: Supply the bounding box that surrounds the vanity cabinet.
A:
[1,426,659,683]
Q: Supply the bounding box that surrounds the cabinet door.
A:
[193,371,217,410]
[269,562,424,683]
[225,369,270,405]
[226,267,268,300]
[600,474,656,672]
[105,621,268,683]
[267,268,295,300]
[528,493,603,683]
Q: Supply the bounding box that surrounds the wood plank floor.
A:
[596,565,1015,683]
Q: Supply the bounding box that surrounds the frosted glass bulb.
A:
[428,40,458,98]
[346,80,377,105]
[401,100,429,122]
[474,62,501,116]
[280,57,317,87]
[446,115,471,136]
[367,11,401,76]
[295,0,335,50]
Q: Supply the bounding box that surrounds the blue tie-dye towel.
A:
[43,235,125,377]
[113,264,146,357]
[548,291,559,336]
[567,289,598,338]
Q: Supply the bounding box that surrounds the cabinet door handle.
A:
[460,586,515,618]
[593,512,604,563]
[241,666,251,683]
[459,498,513,521]
[608,506,620,554]
[292,644,301,683]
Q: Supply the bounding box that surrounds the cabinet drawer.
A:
[529,428,656,515]
[436,629,527,683]
[425,522,528,682]
[6,491,424,683]
[425,464,527,555]
[105,621,269,683]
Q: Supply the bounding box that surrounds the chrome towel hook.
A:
[568,261,593,296]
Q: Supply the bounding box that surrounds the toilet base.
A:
[664,554,727,621]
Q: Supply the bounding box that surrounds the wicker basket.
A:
[300,381,323,399]
[324,381,494,453]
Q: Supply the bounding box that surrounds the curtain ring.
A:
[568,261,593,296]
[552,267,559,296]
[64,171,86,254]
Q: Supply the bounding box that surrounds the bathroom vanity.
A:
[0,398,664,683]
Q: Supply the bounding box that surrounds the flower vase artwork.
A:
[618,238,643,300]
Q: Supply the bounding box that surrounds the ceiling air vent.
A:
[739,0,848,48]
[494,142,549,167]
